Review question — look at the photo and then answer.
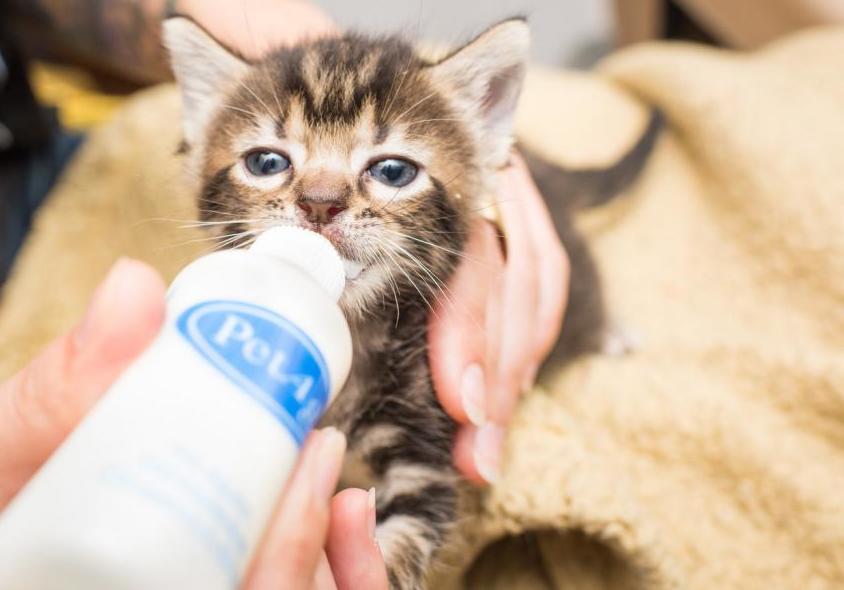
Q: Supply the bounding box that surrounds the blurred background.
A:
[313,0,614,67]
[316,0,844,67]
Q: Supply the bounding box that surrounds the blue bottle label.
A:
[176,300,330,445]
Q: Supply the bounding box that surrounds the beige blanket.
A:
[2,28,844,590]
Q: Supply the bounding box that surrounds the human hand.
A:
[428,153,569,484]
[0,259,387,589]
[243,429,388,590]
[176,0,338,59]
[0,259,166,507]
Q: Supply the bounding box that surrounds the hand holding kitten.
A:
[428,154,569,484]
[175,0,337,58]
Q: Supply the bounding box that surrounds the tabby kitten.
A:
[164,16,658,589]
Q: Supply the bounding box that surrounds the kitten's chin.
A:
[337,262,396,318]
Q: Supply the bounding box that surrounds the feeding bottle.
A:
[0,226,352,589]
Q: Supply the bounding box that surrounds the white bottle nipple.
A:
[250,227,346,302]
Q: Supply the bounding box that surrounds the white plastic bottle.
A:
[0,227,352,590]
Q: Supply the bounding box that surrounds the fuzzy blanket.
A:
[2,28,844,590]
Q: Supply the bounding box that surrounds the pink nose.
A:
[297,199,347,224]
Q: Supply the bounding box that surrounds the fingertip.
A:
[103,258,167,329]
[76,258,166,367]
[496,151,536,193]
[491,365,529,426]
[329,488,369,529]
[327,489,388,590]
[122,257,168,299]
[452,425,489,486]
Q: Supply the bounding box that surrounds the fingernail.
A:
[367,487,377,543]
[474,423,504,484]
[522,363,539,394]
[74,258,133,349]
[460,363,487,427]
[313,427,346,500]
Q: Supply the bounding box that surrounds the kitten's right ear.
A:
[428,18,529,168]
[163,17,248,145]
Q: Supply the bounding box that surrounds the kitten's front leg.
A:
[351,399,459,590]
[375,461,458,589]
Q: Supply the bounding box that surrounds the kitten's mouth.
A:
[305,225,367,281]
[342,257,366,281]
[283,223,367,281]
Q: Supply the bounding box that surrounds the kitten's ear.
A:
[428,18,529,167]
[163,17,248,144]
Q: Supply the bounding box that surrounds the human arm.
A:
[5,0,336,84]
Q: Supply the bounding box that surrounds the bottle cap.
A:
[250,227,346,301]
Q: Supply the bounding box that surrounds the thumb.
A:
[326,488,388,590]
[0,258,165,507]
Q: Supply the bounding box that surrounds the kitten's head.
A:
[164,17,528,317]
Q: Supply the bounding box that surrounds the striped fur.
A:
[165,16,659,589]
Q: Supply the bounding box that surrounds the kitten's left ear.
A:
[163,17,248,146]
[428,18,529,167]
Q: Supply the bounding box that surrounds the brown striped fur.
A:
[164,17,659,589]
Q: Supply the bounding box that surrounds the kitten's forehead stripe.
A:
[273,120,286,139]
[249,34,447,132]
[374,123,390,145]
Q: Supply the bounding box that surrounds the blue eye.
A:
[245,151,291,176]
[368,158,418,187]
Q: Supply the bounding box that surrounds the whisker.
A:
[384,238,457,311]
[195,200,260,217]
[267,77,285,121]
[393,90,438,125]
[389,199,517,226]
[405,117,462,127]
[375,236,487,334]
[383,49,419,120]
[196,208,257,218]
[132,208,265,231]
[378,239,435,314]
[383,229,490,267]
[177,218,263,229]
[368,223,469,237]
[370,244,402,326]
[236,79,277,121]
[380,236,463,326]
[219,104,261,119]
[154,228,258,252]
[372,184,408,216]
[215,230,261,250]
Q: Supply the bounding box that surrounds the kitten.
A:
[164,17,659,589]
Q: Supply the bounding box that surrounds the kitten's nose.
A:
[297,198,348,224]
